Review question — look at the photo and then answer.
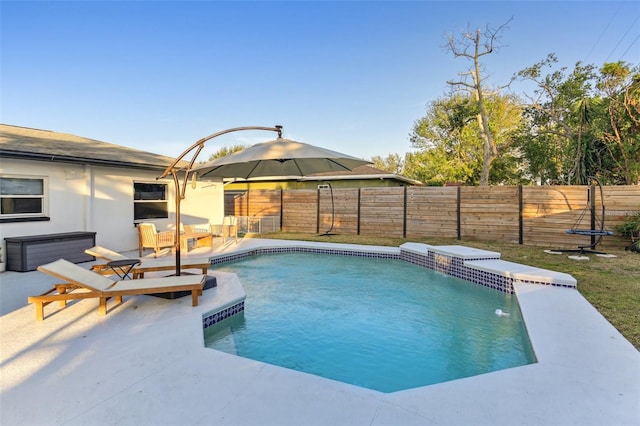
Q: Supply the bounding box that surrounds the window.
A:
[0,176,47,220]
[134,182,168,220]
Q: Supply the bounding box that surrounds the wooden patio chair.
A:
[29,259,206,320]
[210,224,223,237]
[223,216,238,244]
[85,245,210,278]
[138,223,175,257]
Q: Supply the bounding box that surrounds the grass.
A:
[250,232,640,350]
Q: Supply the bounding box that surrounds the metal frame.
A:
[157,126,282,275]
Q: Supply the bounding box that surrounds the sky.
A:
[1,1,639,162]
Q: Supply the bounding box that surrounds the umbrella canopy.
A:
[193,138,370,179]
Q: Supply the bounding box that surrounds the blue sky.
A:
[2,1,638,162]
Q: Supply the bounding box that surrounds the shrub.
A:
[615,212,640,253]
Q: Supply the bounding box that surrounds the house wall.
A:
[0,159,223,256]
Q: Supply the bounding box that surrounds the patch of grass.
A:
[251,232,640,350]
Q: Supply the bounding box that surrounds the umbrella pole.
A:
[172,171,182,276]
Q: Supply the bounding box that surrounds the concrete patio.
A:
[1,238,638,425]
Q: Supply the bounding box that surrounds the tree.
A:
[409,92,523,185]
[410,94,481,185]
[207,144,247,162]
[570,97,595,184]
[595,62,640,184]
[515,55,598,184]
[370,153,404,175]
[516,56,639,185]
[446,19,514,185]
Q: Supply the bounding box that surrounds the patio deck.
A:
[1,238,638,425]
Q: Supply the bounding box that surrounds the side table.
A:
[106,259,141,280]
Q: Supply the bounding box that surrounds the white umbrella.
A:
[193,138,370,179]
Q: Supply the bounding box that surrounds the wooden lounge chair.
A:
[85,246,211,278]
[29,259,206,320]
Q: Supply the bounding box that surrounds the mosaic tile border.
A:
[203,301,245,329]
[210,246,400,266]
[400,249,515,293]
[400,247,576,293]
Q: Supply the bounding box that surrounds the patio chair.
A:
[29,259,206,320]
[223,216,238,244]
[85,245,211,278]
[138,223,175,257]
[210,223,224,239]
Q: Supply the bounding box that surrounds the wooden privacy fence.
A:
[225,185,640,249]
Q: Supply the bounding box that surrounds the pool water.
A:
[204,252,535,393]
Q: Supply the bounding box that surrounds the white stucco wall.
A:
[0,159,223,256]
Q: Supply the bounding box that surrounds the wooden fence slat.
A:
[231,185,639,248]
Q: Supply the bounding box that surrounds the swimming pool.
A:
[204,252,535,393]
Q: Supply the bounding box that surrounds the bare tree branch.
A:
[444,18,513,185]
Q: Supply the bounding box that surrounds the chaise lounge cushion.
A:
[40,258,117,291]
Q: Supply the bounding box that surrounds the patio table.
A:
[106,259,141,280]
[180,232,213,252]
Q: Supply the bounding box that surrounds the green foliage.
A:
[207,144,248,161]
[515,57,639,185]
[615,212,640,253]
[515,56,599,184]
[408,92,523,185]
[370,153,404,175]
[391,34,640,187]
[593,61,640,185]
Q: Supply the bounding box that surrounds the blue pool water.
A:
[204,252,535,393]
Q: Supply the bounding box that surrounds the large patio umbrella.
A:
[192,138,370,180]
[193,137,371,237]
[159,126,370,275]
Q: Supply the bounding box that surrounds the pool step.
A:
[400,242,501,260]
[464,259,577,288]
[400,242,577,291]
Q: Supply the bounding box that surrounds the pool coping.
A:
[1,238,638,425]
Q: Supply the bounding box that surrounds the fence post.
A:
[403,186,407,238]
[357,188,361,235]
[590,182,597,248]
[246,190,250,218]
[280,189,283,231]
[457,186,461,240]
[519,185,523,244]
[316,188,320,234]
